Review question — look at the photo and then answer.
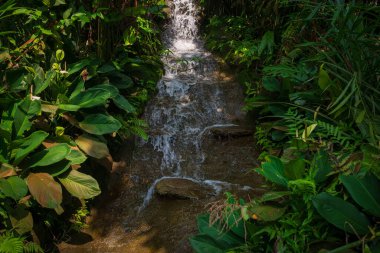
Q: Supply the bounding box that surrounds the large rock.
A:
[155,178,213,199]
[209,126,253,138]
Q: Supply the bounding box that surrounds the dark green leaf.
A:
[256,156,288,187]
[12,131,49,165]
[312,192,370,235]
[340,174,380,217]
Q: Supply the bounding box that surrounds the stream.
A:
[59,0,260,252]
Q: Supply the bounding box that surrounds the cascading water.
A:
[137,0,243,208]
[59,1,260,252]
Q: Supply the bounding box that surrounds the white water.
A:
[138,0,250,209]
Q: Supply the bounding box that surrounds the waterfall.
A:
[137,0,244,209]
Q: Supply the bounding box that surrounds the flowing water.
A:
[59,0,261,252]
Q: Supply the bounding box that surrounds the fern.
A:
[315,120,358,150]
[0,233,43,253]
[0,234,23,253]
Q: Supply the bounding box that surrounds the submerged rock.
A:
[209,126,253,138]
[155,178,213,199]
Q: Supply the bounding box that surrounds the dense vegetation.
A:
[0,0,165,252]
[191,1,380,252]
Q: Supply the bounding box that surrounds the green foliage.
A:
[196,3,380,247]
[0,0,165,250]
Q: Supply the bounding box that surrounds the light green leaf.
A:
[14,99,41,137]
[12,131,49,165]
[301,123,317,142]
[0,176,28,201]
[79,114,122,135]
[59,170,101,199]
[27,143,71,168]
[66,149,87,165]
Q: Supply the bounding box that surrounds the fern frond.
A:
[0,233,23,253]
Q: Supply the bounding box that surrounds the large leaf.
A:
[75,134,109,159]
[59,170,101,199]
[197,214,243,249]
[14,99,41,137]
[66,149,87,165]
[248,203,286,221]
[35,160,71,177]
[27,143,71,168]
[189,235,224,253]
[12,131,49,165]
[9,204,33,234]
[312,192,371,235]
[27,173,62,210]
[69,88,111,108]
[113,94,136,113]
[312,150,332,184]
[0,176,28,201]
[318,65,332,91]
[340,174,380,217]
[284,158,305,180]
[79,114,122,135]
[256,156,288,187]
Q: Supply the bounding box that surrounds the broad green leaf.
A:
[312,192,370,235]
[312,150,332,184]
[284,158,305,180]
[66,149,87,165]
[91,84,119,98]
[35,160,71,177]
[189,235,224,253]
[256,156,288,187]
[248,204,286,221]
[68,58,99,76]
[340,174,380,217]
[260,191,292,202]
[113,95,136,113]
[27,173,62,209]
[9,204,33,235]
[97,64,116,73]
[27,143,71,168]
[69,88,111,108]
[197,214,243,249]
[0,176,28,201]
[59,170,101,199]
[14,99,41,137]
[79,114,122,135]
[75,134,109,159]
[262,77,280,92]
[12,131,49,165]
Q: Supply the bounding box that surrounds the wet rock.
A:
[155,178,213,199]
[209,126,254,138]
